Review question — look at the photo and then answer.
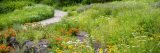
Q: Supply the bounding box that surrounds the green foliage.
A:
[0,4,54,29]
[0,6,7,14]
[16,29,43,43]
[64,1,160,53]
[39,0,55,6]
[1,0,41,3]
[82,0,121,4]
[62,5,83,12]
[0,1,33,14]
[122,0,159,3]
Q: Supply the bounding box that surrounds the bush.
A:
[82,0,121,4]
[122,0,159,3]
[0,1,33,14]
[1,0,40,3]
[0,4,54,29]
[38,0,121,7]
[39,0,55,6]
[0,6,8,14]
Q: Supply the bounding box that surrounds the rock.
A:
[23,40,34,48]
[153,1,160,8]
[24,48,33,53]
[76,31,88,37]
[76,31,88,42]
[38,39,49,53]
[7,36,20,53]
[23,40,34,53]
[7,37,19,48]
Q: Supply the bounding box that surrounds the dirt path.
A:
[39,10,68,26]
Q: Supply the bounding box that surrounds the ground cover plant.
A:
[0,4,54,30]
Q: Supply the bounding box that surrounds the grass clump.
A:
[0,4,54,29]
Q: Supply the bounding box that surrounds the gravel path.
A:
[39,10,68,26]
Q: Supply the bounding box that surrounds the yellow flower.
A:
[68,45,74,50]
[57,50,63,53]
[99,48,103,53]
[61,44,67,49]
[55,48,63,53]
[107,45,116,53]
[80,45,85,48]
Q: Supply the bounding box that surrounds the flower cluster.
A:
[3,27,16,38]
[0,44,10,52]
[66,28,79,35]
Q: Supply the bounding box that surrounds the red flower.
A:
[11,32,16,37]
[71,28,79,33]
[55,37,62,41]
[65,28,79,35]
[0,44,10,52]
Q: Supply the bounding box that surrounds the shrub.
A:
[0,4,54,29]
[39,0,55,6]
[122,0,159,3]
[0,1,33,14]
[0,6,8,14]
[39,0,121,7]
[1,0,40,3]
[82,0,121,4]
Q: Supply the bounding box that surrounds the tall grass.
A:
[70,1,160,53]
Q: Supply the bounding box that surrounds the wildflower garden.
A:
[0,0,160,53]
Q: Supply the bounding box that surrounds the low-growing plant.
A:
[0,4,54,29]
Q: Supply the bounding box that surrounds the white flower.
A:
[86,45,91,48]
[43,45,47,47]
[67,41,73,44]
